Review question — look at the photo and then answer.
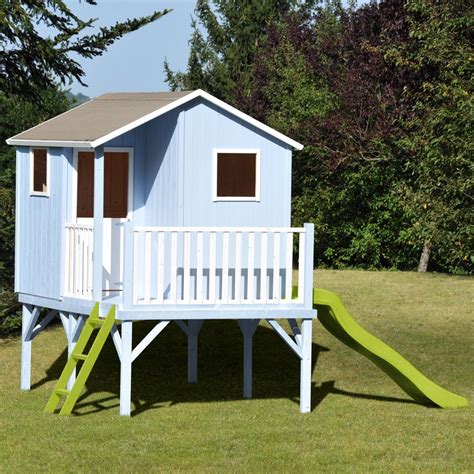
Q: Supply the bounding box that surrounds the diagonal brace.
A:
[131,321,170,363]
[24,306,41,341]
[268,319,302,359]
[29,310,58,341]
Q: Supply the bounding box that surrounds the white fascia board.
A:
[6,138,93,148]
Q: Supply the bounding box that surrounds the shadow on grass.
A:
[35,320,420,416]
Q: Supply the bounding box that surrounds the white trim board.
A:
[6,90,304,151]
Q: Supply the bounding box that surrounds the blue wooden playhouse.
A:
[7,90,316,415]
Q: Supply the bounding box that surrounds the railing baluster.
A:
[196,231,204,303]
[73,226,78,296]
[234,232,242,303]
[170,231,178,304]
[272,232,281,302]
[260,232,268,303]
[247,232,255,302]
[133,230,139,304]
[222,231,229,302]
[285,232,293,301]
[183,231,191,303]
[298,231,306,303]
[157,231,165,303]
[144,231,152,303]
[209,231,217,303]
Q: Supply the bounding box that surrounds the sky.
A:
[65,0,197,98]
[61,0,366,99]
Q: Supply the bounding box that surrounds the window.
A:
[76,150,130,218]
[30,148,49,195]
[214,150,260,201]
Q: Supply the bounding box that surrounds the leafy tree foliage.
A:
[1,0,171,99]
[240,0,473,273]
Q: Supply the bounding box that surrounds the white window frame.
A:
[29,147,50,197]
[212,148,261,202]
[72,147,134,221]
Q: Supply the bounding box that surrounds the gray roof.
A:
[6,89,304,150]
[9,91,193,143]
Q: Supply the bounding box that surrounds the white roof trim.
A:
[6,89,304,151]
[7,139,93,147]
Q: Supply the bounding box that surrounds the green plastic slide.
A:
[313,288,468,408]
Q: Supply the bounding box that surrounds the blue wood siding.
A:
[15,146,70,299]
[143,108,182,225]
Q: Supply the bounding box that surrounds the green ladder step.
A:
[44,303,116,416]
[89,318,103,326]
[72,353,88,361]
[55,389,70,396]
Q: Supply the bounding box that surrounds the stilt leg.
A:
[300,318,313,413]
[21,305,33,390]
[66,313,79,390]
[120,320,133,416]
[187,320,203,384]
[238,320,260,399]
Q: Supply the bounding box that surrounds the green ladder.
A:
[44,303,116,416]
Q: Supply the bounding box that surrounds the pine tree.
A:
[164,0,312,103]
[0,0,171,100]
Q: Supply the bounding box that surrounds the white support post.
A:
[20,304,34,390]
[187,320,204,384]
[303,223,314,309]
[300,318,313,413]
[120,320,133,416]
[238,319,260,399]
[66,313,80,390]
[93,145,104,302]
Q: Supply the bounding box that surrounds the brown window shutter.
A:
[33,149,48,193]
[77,151,94,218]
[104,152,129,218]
[217,153,256,197]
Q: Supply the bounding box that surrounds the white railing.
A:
[64,223,93,299]
[123,224,314,307]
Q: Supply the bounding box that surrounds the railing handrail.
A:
[132,225,306,233]
[65,222,94,230]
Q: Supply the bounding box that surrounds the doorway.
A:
[74,148,133,296]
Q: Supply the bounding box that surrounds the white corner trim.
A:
[29,147,50,197]
[212,148,261,202]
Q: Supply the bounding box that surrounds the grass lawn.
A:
[0,270,473,472]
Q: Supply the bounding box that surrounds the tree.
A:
[164,0,314,103]
[239,0,472,273]
[0,0,171,100]
[388,0,474,273]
